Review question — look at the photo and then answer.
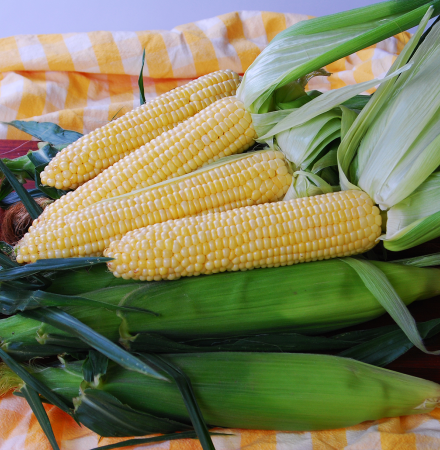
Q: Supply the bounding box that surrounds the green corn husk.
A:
[383,171,440,251]
[3,353,440,435]
[1,259,439,358]
[237,0,440,113]
[337,12,440,250]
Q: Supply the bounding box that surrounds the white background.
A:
[0,0,386,38]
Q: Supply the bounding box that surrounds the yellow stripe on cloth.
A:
[0,11,409,140]
[0,392,439,450]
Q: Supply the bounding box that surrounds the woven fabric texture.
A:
[0,11,408,139]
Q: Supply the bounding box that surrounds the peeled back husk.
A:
[237,0,440,113]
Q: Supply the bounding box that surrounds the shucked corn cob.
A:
[31,96,256,228]
[105,190,382,280]
[40,70,240,190]
[16,151,292,262]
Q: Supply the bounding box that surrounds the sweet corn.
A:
[40,70,240,190]
[104,190,382,280]
[31,96,256,228]
[3,353,440,434]
[16,151,292,263]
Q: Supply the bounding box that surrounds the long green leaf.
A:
[339,318,440,366]
[74,389,191,437]
[0,257,112,281]
[5,342,87,361]
[138,354,215,450]
[21,385,60,450]
[0,159,42,219]
[0,288,156,315]
[5,311,435,360]
[2,121,82,146]
[89,431,202,450]
[130,332,358,353]
[391,252,440,267]
[341,257,440,355]
[20,308,168,381]
[138,49,146,105]
[0,347,73,416]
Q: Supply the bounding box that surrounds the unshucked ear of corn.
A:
[16,150,291,262]
[40,70,240,190]
[1,260,439,358]
[3,353,440,435]
[30,96,256,231]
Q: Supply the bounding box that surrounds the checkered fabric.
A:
[0,11,408,139]
[2,10,440,450]
[1,393,440,449]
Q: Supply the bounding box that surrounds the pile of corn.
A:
[2,1,440,448]
[15,70,380,273]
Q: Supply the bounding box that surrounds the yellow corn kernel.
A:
[103,190,382,281]
[40,70,240,190]
[32,96,257,229]
[15,151,292,263]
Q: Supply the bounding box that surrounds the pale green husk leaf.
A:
[384,171,440,241]
[341,257,440,355]
[253,66,408,200]
[237,1,438,113]
[339,9,440,210]
[274,110,341,169]
[392,252,440,267]
[255,67,409,142]
[284,171,334,201]
[337,10,432,194]
[383,210,440,251]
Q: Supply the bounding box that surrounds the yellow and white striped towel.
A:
[0,11,408,139]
